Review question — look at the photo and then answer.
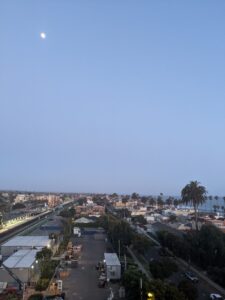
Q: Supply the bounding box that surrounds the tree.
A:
[36,247,52,260]
[178,280,198,300]
[131,193,139,200]
[181,181,207,231]
[149,259,178,280]
[132,215,147,225]
[12,203,26,210]
[122,196,129,204]
[149,197,156,207]
[132,235,152,254]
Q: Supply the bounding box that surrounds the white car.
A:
[210,294,224,300]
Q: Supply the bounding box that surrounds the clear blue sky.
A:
[1,1,225,195]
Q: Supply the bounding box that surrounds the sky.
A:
[0,1,225,195]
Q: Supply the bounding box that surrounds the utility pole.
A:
[140,277,143,300]
[118,240,121,259]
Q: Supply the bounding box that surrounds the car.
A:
[210,294,224,300]
[184,271,199,283]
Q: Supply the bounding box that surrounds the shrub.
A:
[35,279,50,291]
[178,280,198,300]
[149,259,178,280]
[28,294,43,300]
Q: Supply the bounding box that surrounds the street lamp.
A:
[147,292,155,300]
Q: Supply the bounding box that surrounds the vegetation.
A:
[28,294,43,300]
[12,203,26,210]
[35,261,58,291]
[149,259,178,280]
[132,234,153,255]
[157,224,225,288]
[59,207,75,218]
[181,181,207,230]
[36,247,52,260]
[178,280,198,300]
[122,267,185,300]
[131,215,147,225]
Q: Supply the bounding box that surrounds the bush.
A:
[28,294,43,300]
[40,261,58,279]
[35,279,50,291]
[149,259,178,280]
[178,280,198,300]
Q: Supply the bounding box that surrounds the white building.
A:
[104,253,121,280]
[1,236,51,257]
[0,249,39,284]
[73,227,81,237]
[14,194,27,203]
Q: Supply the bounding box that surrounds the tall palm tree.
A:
[181,181,207,231]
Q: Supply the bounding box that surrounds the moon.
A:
[40,32,46,39]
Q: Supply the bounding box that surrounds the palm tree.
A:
[181,181,207,231]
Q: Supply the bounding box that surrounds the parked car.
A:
[210,294,224,300]
[184,271,199,283]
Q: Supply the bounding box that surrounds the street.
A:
[63,232,117,300]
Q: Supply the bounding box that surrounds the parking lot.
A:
[63,232,117,300]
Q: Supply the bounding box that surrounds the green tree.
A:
[132,235,152,254]
[178,280,198,300]
[36,247,52,260]
[149,259,178,280]
[132,215,147,225]
[131,193,139,199]
[12,202,26,209]
[181,181,207,231]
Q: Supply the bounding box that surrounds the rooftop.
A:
[1,236,50,248]
[104,253,120,266]
[2,249,38,268]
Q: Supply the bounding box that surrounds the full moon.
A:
[40,32,46,39]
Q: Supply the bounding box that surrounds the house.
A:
[104,253,121,280]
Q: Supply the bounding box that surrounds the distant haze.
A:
[0,1,225,195]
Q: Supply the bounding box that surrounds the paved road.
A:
[63,234,116,300]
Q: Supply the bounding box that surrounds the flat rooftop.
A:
[1,236,50,248]
[104,253,120,266]
[2,249,38,268]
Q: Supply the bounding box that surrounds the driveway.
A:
[63,233,115,300]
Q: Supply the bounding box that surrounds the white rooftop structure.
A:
[74,217,94,224]
[3,249,38,268]
[2,236,50,248]
[104,253,121,266]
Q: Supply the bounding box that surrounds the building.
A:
[14,194,27,203]
[75,205,105,217]
[48,195,61,208]
[73,227,81,237]
[0,249,39,284]
[1,236,51,257]
[104,253,121,280]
